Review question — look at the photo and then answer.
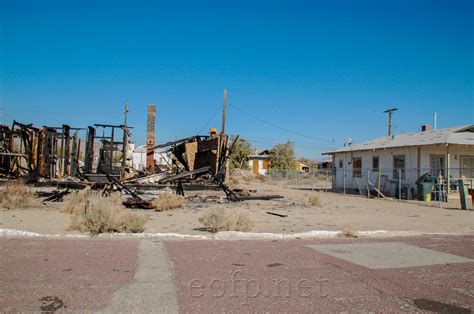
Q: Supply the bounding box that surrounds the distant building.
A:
[324,125,474,197]
[294,160,310,172]
[248,150,270,175]
[316,158,333,170]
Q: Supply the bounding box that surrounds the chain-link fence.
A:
[332,167,473,201]
[266,167,473,203]
[266,169,333,191]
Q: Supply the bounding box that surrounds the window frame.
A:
[460,155,474,178]
[392,155,405,179]
[430,154,445,177]
[352,157,362,178]
[372,156,380,172]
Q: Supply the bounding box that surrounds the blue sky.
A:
[0,0,472,159]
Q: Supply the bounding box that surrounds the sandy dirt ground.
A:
[1,181,473,237]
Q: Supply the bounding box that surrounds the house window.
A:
[338,160,343,168]
[372,156,379,172]
[430,155,444,177]
[393,155,405,179]
[352,157,362,177]
[460,156,474,178]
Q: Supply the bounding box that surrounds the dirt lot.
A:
[1,180,473,237]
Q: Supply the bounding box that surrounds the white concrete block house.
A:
[324,125,474,197]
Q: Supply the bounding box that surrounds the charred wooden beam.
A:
[154,135,207,149]
[62,125,71,176]
[236,195,284,201]
[266,211,288,218]
[84,126,95,174]
[158,166,211,183]
[70,131,78,177]
[122,198,156,210]
[105,173,142,200]
[42,189,70,202]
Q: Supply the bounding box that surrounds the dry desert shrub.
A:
[305,194,321,207]
[228,176,240,186]
[62,187,91,213]
[198,207,253,233]
[119,212,149,233]
[153,192,184,212]
[242,175,253,182]
[340,227,358,238]
[0,181,40,210]
[256,174,267,182]
[68,193,148,234]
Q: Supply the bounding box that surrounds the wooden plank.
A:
[158,166,211,183]
[266,211,288,218]
[368,181,386,198]
[459,177,472,210]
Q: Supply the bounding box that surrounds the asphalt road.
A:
[1,235,473,313]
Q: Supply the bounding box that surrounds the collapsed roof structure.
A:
[0,93,282,203]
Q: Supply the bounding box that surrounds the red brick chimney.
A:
[421,124,431,132]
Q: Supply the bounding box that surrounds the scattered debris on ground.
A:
[266,211,288,218]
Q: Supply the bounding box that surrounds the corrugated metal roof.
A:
[324,125,474,154]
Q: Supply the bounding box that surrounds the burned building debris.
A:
[0,97,283,204]
[0,121,84,180]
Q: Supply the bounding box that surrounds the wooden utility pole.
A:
[384,108,398,136]
[146,104,156,173]
[221,89,227,135]
[122,99,129,168]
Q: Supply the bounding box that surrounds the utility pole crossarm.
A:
[384,108,398,137]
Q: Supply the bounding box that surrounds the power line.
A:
[2,107,125,116]
[233,103,387,126]
[197,105,222,134]
[235,134,337,146]
[228,103,334,144]
[244,138,335,149]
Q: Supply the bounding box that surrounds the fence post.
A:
[367,170,370,198]
[378,165,381,198]
[325,171,328,192]
[343,169,346,195]
[438,175,442,208]
[398,169,402,202]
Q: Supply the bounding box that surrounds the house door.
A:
[253,160,259,175]
[460,156,474,178]
[430,155,445,177]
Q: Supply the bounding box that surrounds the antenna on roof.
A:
[384,108,398,136]
[433,112,437,130]
[344,137,353,147]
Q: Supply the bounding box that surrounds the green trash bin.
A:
[417,182,434,201]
